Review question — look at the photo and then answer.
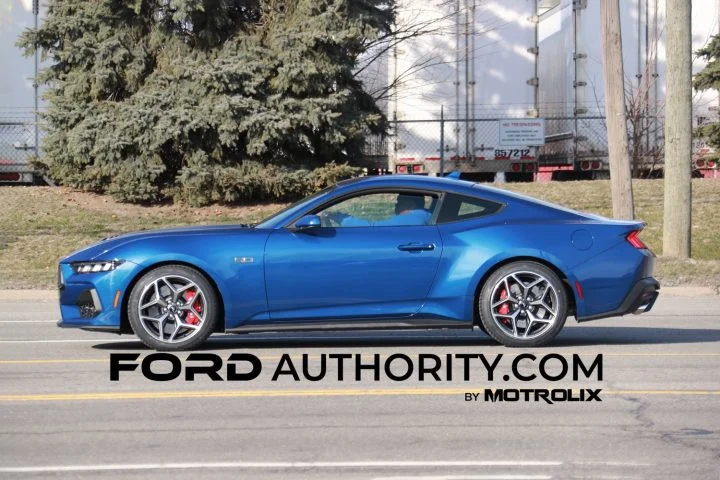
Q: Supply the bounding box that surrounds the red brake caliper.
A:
[498,288,511,325]
[182,290,202,325]
[498,289,510,315]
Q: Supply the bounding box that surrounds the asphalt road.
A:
[0,294,719,479]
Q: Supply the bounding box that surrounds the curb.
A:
[0,290,58,301]
[0,286,716,301]
[657,286,718,297]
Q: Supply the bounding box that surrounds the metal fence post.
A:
[440,106,445,176]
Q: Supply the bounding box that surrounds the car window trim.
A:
[283,187,446,229]
[435,193,506,225]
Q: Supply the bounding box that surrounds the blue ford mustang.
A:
[57,175,659,350]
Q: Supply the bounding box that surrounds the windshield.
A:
[254,186,336,229]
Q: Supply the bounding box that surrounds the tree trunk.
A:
[662,0,692,258]
[600,0,635,220]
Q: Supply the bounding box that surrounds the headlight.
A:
[71,260,124,274]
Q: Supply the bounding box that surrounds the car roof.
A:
[336,175,524,206]
[337,174,479,193]
[259,174,604,229]
[337,175,595,220]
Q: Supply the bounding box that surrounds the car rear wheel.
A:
[128,265,219,351]
[479,262,567,347]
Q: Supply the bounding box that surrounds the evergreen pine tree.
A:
[18,0,392,204]
[694,35,720,150]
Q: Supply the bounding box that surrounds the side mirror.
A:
[293,214,321,231]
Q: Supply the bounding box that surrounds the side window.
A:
[437,193,502,224]
[316,191,438,227]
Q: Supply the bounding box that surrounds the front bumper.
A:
[56,319,122,333]
[57,260,141,333]
[577,277,660,322]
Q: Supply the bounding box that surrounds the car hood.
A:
[61,224,252,263]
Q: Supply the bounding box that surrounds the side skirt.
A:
[227,318,468,334]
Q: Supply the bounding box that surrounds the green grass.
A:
[0,179,718,289]
[0,187,283,289]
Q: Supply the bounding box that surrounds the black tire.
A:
[128,265,219,351]
[479,261,568,348]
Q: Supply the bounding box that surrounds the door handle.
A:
[398,243,436,252]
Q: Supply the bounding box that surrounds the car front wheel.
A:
[479,261,568,347]
[128,265,219,351]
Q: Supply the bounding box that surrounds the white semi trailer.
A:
[381,0,720,180]
[388,0,541,180]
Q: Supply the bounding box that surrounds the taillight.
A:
[626,230,647,249]
[0,172,20,181]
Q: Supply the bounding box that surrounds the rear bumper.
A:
[577,277,659,322]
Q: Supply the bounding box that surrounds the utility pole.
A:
[33,0,39,159]
[662,0,692,258]
[600,0,634,220]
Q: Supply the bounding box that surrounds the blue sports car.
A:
[57,175,659,350]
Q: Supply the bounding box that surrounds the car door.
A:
[262,190,443,326]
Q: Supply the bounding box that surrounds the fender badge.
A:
[234,257,255,264]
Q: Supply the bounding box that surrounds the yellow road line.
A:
[0,388,719,402]
[603,353,720,357]
[0,388,469,402]
[2,352,720,365]
[0,355,299,365]
[603,390,720,395]
[0,359,107,364]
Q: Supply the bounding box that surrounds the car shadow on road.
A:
[91,326,720,351]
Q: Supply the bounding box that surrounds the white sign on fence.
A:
[499,119,546,146]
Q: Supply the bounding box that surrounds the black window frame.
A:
[435,193,504,224]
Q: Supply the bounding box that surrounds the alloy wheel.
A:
[137,275,207,344]
[489,271,559,340]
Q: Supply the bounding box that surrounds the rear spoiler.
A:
[608,221,647,235]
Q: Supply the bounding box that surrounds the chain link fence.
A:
[539,116,608,166]
[362,115,665,175]
[361,134,390,169]
[0,110,38,180]
[0,107,667,180]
